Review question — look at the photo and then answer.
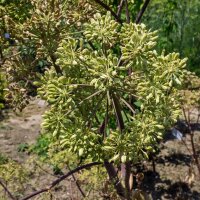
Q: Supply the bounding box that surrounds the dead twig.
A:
[0,178,16,200]
[21,162,101,200]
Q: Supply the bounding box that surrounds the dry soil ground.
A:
[0,99,200,199]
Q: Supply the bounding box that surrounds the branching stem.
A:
[93,0,122,23]
[135,0,151,24]
[67,165,86,198]
[21,162,101,200]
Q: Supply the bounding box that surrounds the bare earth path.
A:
[0,98,47,161]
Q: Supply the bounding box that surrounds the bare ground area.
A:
[0,99,200,199]
[0,98,46,161]
[143,133,200,200]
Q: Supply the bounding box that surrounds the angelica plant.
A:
[36,9,187,199]
[0,0,190,199]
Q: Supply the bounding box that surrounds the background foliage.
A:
[144,0,200,75]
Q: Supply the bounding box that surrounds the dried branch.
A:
[0,179,16,200]
[182,106,200,177]
[135,0,151,24]
[67,164,86,198]
[21,162,101,200]
[93,0,122,23]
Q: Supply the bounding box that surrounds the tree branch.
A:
[93,0,122,23]
[21,162,101,200]
[135,0,151,24]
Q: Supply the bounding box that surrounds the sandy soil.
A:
[0,98,47,161]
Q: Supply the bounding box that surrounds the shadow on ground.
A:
[143,170,200,200]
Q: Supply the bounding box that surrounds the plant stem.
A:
[190,132,200,176]
[104,161,126,199]
[50,54,63,75]
[93,0,122,23]
[21,162,101,200]
[124,0,130,23]
[182,107,200,177]
[112,92,125,131]
[124,162,131,199]
[117,0,125,17]
[135,0,151,24]
[67,165,86,198]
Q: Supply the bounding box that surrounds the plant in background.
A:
[144,0,200,75]
[0,0,35,110]
[0,0,101,111]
